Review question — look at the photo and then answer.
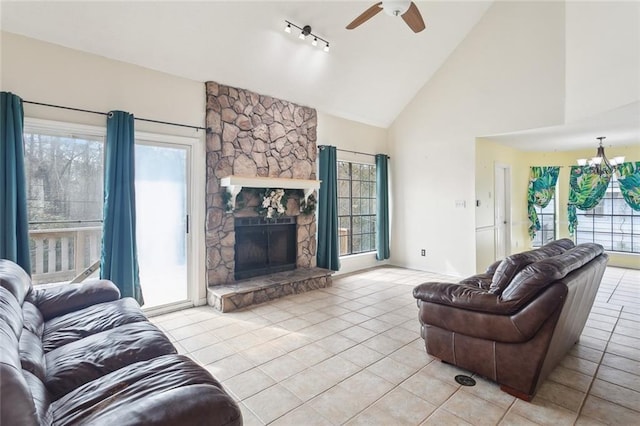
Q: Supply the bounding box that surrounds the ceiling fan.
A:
[346,1,426,33]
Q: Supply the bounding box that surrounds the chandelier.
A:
[576,137,625,175]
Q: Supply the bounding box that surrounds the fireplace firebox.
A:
[234,216,297,280]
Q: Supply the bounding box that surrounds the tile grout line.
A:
[572,298,623,424]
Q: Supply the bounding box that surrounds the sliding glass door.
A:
[24,120,196,311]
[135,141,190,309]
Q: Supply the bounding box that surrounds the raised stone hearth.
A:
[207,268,333,313]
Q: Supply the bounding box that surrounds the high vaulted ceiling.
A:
[0,1,493,128]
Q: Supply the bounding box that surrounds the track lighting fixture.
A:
[283,20,330,52]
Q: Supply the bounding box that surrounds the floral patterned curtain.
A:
[568,166,612,235]
[616,162,640,211]
[527,166,560,240]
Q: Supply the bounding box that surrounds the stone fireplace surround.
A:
[204,82,332,311]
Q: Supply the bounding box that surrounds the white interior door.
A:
[135,141,190,310]
[494,164,511,260]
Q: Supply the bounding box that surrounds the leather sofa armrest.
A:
[413,282,504,313]
[29,280,121,321]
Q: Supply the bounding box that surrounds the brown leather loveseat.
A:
[413,239,607,401]
[0,259,242,425]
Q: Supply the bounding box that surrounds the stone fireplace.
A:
[204,82,332,311]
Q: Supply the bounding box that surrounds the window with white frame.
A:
[337,161,377,255]
[23,122,105,283]
[575,175,640,253]
[532,191,556,247]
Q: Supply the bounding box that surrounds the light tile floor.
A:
[150,266,640,425]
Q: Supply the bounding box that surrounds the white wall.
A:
[388,1,566,277]
[316,112,390,275]
[565,2,640,122]
[0,32,205,135]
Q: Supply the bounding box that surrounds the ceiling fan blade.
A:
[402,2,426,33]
[346,2,383,30]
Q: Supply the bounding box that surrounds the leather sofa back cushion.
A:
[1,287,24,338]
[22,302,44,338]
[0,321,40,426]
[19,329,46,382]
[488,239,576,295]
[0,259,32,305]
[489,251,546,295]
[501,243,604,303]
[545,238,576,252]
[29,280,121,321]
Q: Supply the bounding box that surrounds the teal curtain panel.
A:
[527,166,560,240]
[0,92,32,273]
[317,145,340,271]
[616,162,640,211]
[100,111,144,304]
[375,154,390,260]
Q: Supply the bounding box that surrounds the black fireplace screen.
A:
[234,216,297,280]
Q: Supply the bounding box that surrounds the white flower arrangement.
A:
[258,188,287,219]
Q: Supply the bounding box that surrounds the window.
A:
[575,176,640,253]
[24,124,105,284]
[337,161,376,255]
[532,192,556,247]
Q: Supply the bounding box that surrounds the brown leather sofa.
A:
[413,239,608,401]
[0,259,242,425]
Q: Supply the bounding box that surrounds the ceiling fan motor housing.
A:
[382,0,412,16]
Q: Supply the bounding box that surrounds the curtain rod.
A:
[23,100,206,131]
[318,145,390,159]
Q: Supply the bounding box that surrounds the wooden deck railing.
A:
[29,226,102,284]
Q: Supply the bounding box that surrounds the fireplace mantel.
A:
[221,175,321,209]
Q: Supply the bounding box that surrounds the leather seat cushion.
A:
[50,354,242,426]
[42,298,147,353]
[459,273,493,290]
[45,321,176,399]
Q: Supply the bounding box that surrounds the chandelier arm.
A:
[578,136,622,176]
